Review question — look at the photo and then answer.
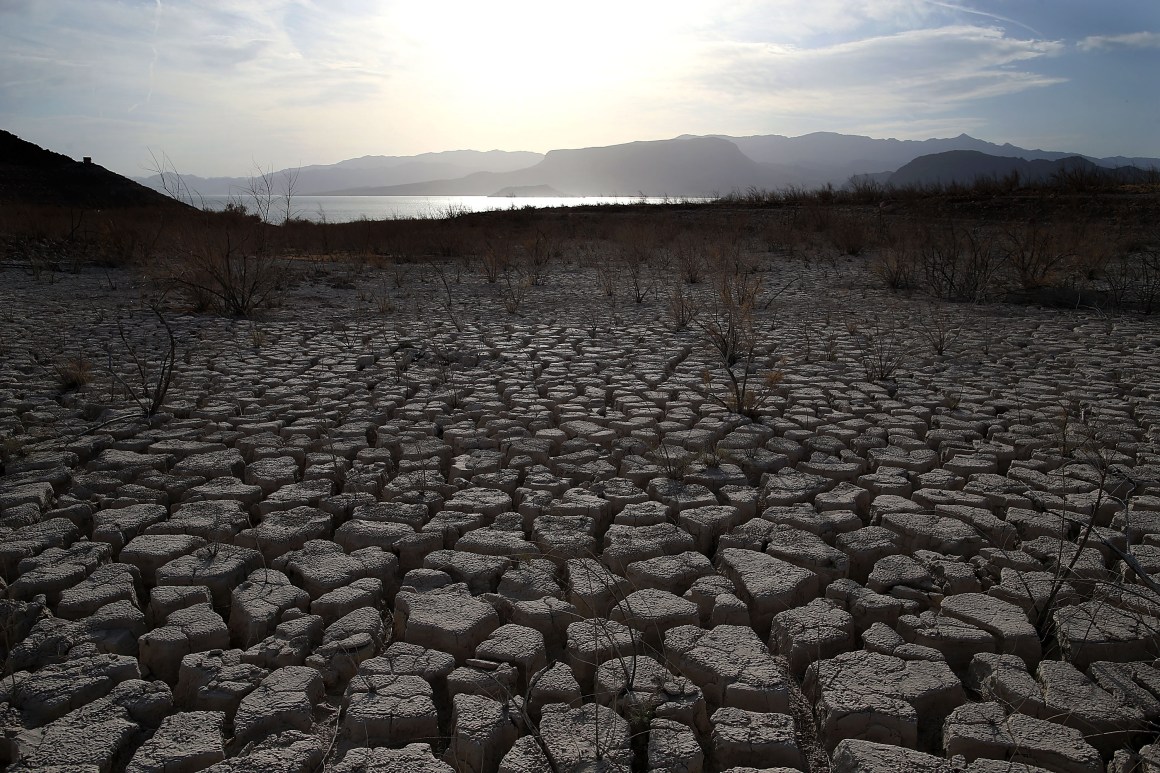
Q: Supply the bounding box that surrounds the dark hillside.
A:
[0,130,190,209]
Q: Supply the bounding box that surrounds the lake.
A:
[198,194,710,223]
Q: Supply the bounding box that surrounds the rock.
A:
[770,598,856,677]
[710,707,803,771]
[155,544,261,609]
[625,550,714,596]
[536,702,633,771]
[55,562,141,619]
[241,614,324,669]
[1037,658,1146,755]
[649,717,704,771]
[968,652,1050,716]
[394,584,499,663]
[940,592,1041,667]
[308,605,386,687]
[664,624,790,713]
[716,547,818,636]
[825,578,917,632]
[424,549,511,594]
[1088,660,1160,722]
[0,652,140,725]
[447,662,520,701]
[233,665,324,746]
[234,507,333,562]
[475,624,547,691]
[6,539,107,602]
[526,662,583,721]
[897,611,996,671]
[830,738,957,773]
[311,576,384,625]
[91,504,167,555]
[145,583,210,625]
[274,539,396,599]
[1054,600,1160,670]
[341,672,439,745]
[678,505,743,554]
[445,693,520,773]
[139,601,230,684]
[334,744,454,773]
[229,569,311,648]
[175,648,267,717]
[566,618,640,693]
[125,710,226,773]
[201,729,324,772]
[566,557,630,618]
[835,527,902,584]
[610,587,700,651]
[942,701,1102,773]
[862,622,945,662]
[119,534,207,586]
[145,500,249,542]
[804,650,965,752]
[602,523,696,575]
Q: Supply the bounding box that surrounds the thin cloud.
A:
[693,25,1065,119]
[1079,31,1160,51]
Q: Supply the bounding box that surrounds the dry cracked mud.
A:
[1,253,1159,773]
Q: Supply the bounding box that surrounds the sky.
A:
[1,0,1158,177]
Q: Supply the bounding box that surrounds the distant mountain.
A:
[0,130,189,209]
[888,150,1153,187]
[135,149,544,197]
[323,137,787,197]
[124,130,1160,199]
[701,131,1145,188]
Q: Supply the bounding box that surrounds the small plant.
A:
[55,357,92,392]
[502,272,532,315]
[104,304,179,418]
[248,324,267,349]
[853,315,907,382]
[665,287,700,331]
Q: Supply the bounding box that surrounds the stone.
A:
[830,739,957,773]
[233,665,324,746]
[770,598,856,677]
[716,547,819,636]
[664,624,791,713]
[942,701,1102,773]
[120,534,207,586]
[710,707,803,771]
[334,744,454,773]
[341,672,439,746]
[229,569,311,648]
[610,587,700,651]
[444,693,520,773]
[155,544,261,609]
[125,710,226,773]
[804,650,965,752]
[175,648,267,717]
[940,592,1041,667]
[394,584,500,663]
[139,601,230,684]
[55,562,141,619]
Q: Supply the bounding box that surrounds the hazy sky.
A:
[2,0,1157,176]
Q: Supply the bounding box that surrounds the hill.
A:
[321,137,784,197]
[0,130,189,209]
[888,150,1154,187]
[135,149,544,197]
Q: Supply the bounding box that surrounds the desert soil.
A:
[0,253,1158,773]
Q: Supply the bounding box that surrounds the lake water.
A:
[199,194,710,223]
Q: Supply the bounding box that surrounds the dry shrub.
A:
[55,357,92,392]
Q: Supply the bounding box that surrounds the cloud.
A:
[1078,31,1160,51]
[688,25,1065,120]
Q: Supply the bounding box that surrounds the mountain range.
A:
[122,131,1160,199]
